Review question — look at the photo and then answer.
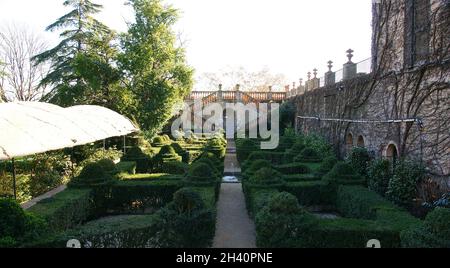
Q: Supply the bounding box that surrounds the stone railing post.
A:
[343,49,357,80]
[311,68,320,89]
[235,84,242,102]
[268,86,273,100]
[325,60,336,86]
[218,84,223,101]
[305,72,311,92]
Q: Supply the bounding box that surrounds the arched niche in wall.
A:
[357,135,365,147]
[384,143,399,166]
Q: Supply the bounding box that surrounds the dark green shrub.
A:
[348,147,371,177]
[171,142,190,163]
[108,180,182,214]
[367,159,391,196]
[154,188,216,248]
[0,199,48,247]
[243,152,285,169]
[185,163,217,186]
[294,147,322,163]
[336,186,400,220]
[243,160,272,179]
[284,142,306,163]
[274,163,311,175]
[152,136,167,147]
[275,135,296,152]
[303,134,333,158]
[195,152,222,171]
[323,162,365,186]
[401,208,450,248]
[28,189,94,232]
[316,156,338,175]
[236,139,258,163]
[255,192,317,248]
[194,158,220,175]
[121,146,151,173]
[282,181,336,206]
[153,145,183,173]
[386,160,425,207]
[116,161,137,175]
[96,159,117,174]
[248,168,284,187]
[69,162,115,188]
[204,138,226,159]
[0,199,28,239]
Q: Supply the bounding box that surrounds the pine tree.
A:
[33,0,112,106]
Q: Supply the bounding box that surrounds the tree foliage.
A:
[119,0,193,136]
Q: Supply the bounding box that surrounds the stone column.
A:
[343,49,357,80]
[268,86,273,100]
[325,61,336,86]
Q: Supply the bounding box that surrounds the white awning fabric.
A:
[0,102,139,160]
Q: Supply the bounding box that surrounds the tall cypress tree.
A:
[33,0,112,106]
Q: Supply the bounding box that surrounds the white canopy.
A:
[0,102,139,160]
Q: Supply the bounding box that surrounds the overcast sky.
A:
[1,0,373,89]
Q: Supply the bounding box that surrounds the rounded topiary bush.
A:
[204,138,226,159]
[425,207,450,238]
[294,147,322,163]
[185,163,217,185]
[249,167,284,187]
[0,199,27,239]
[243,160,272,179]
[275,135,296,152]
[323,162,365,185]
[284,142,306,163]
[401,207,450,248]
[171,188,205,214]
[194,157,220,175]
[121,146,151,173]
[154,188,215,248]
[96,159,117,174]
[348,147,371,177]
[171,142,189,163]
[153,145,183,173]
[255,192,317,248]
[152,136,168,147]
[237,139,257,163]
[70,162,114,187]
[316,156,338,175]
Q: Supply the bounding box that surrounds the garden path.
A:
[213,140,256,248]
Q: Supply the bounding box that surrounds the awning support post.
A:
[12,158,17,200]
[123,136,126,155]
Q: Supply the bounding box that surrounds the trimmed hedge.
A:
[107,180,182,214]
[323,162,366,186]
[116,161,137,175]
[28,189,94,232]
[274,163,311,175]
[282,181,336,206]
[401,208,450,248]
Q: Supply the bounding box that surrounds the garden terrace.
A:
[1,134,227,248]
[236,133,449,248]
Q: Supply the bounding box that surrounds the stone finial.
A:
[299,78,303,86]
[269,85,273,92]
[307,72,311,80]
[292,82,296,89]
[346,49,354,63]
[218,84,223,91]
[236,84,240,91]
[313,68,318,78]
[327,61,333,72]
